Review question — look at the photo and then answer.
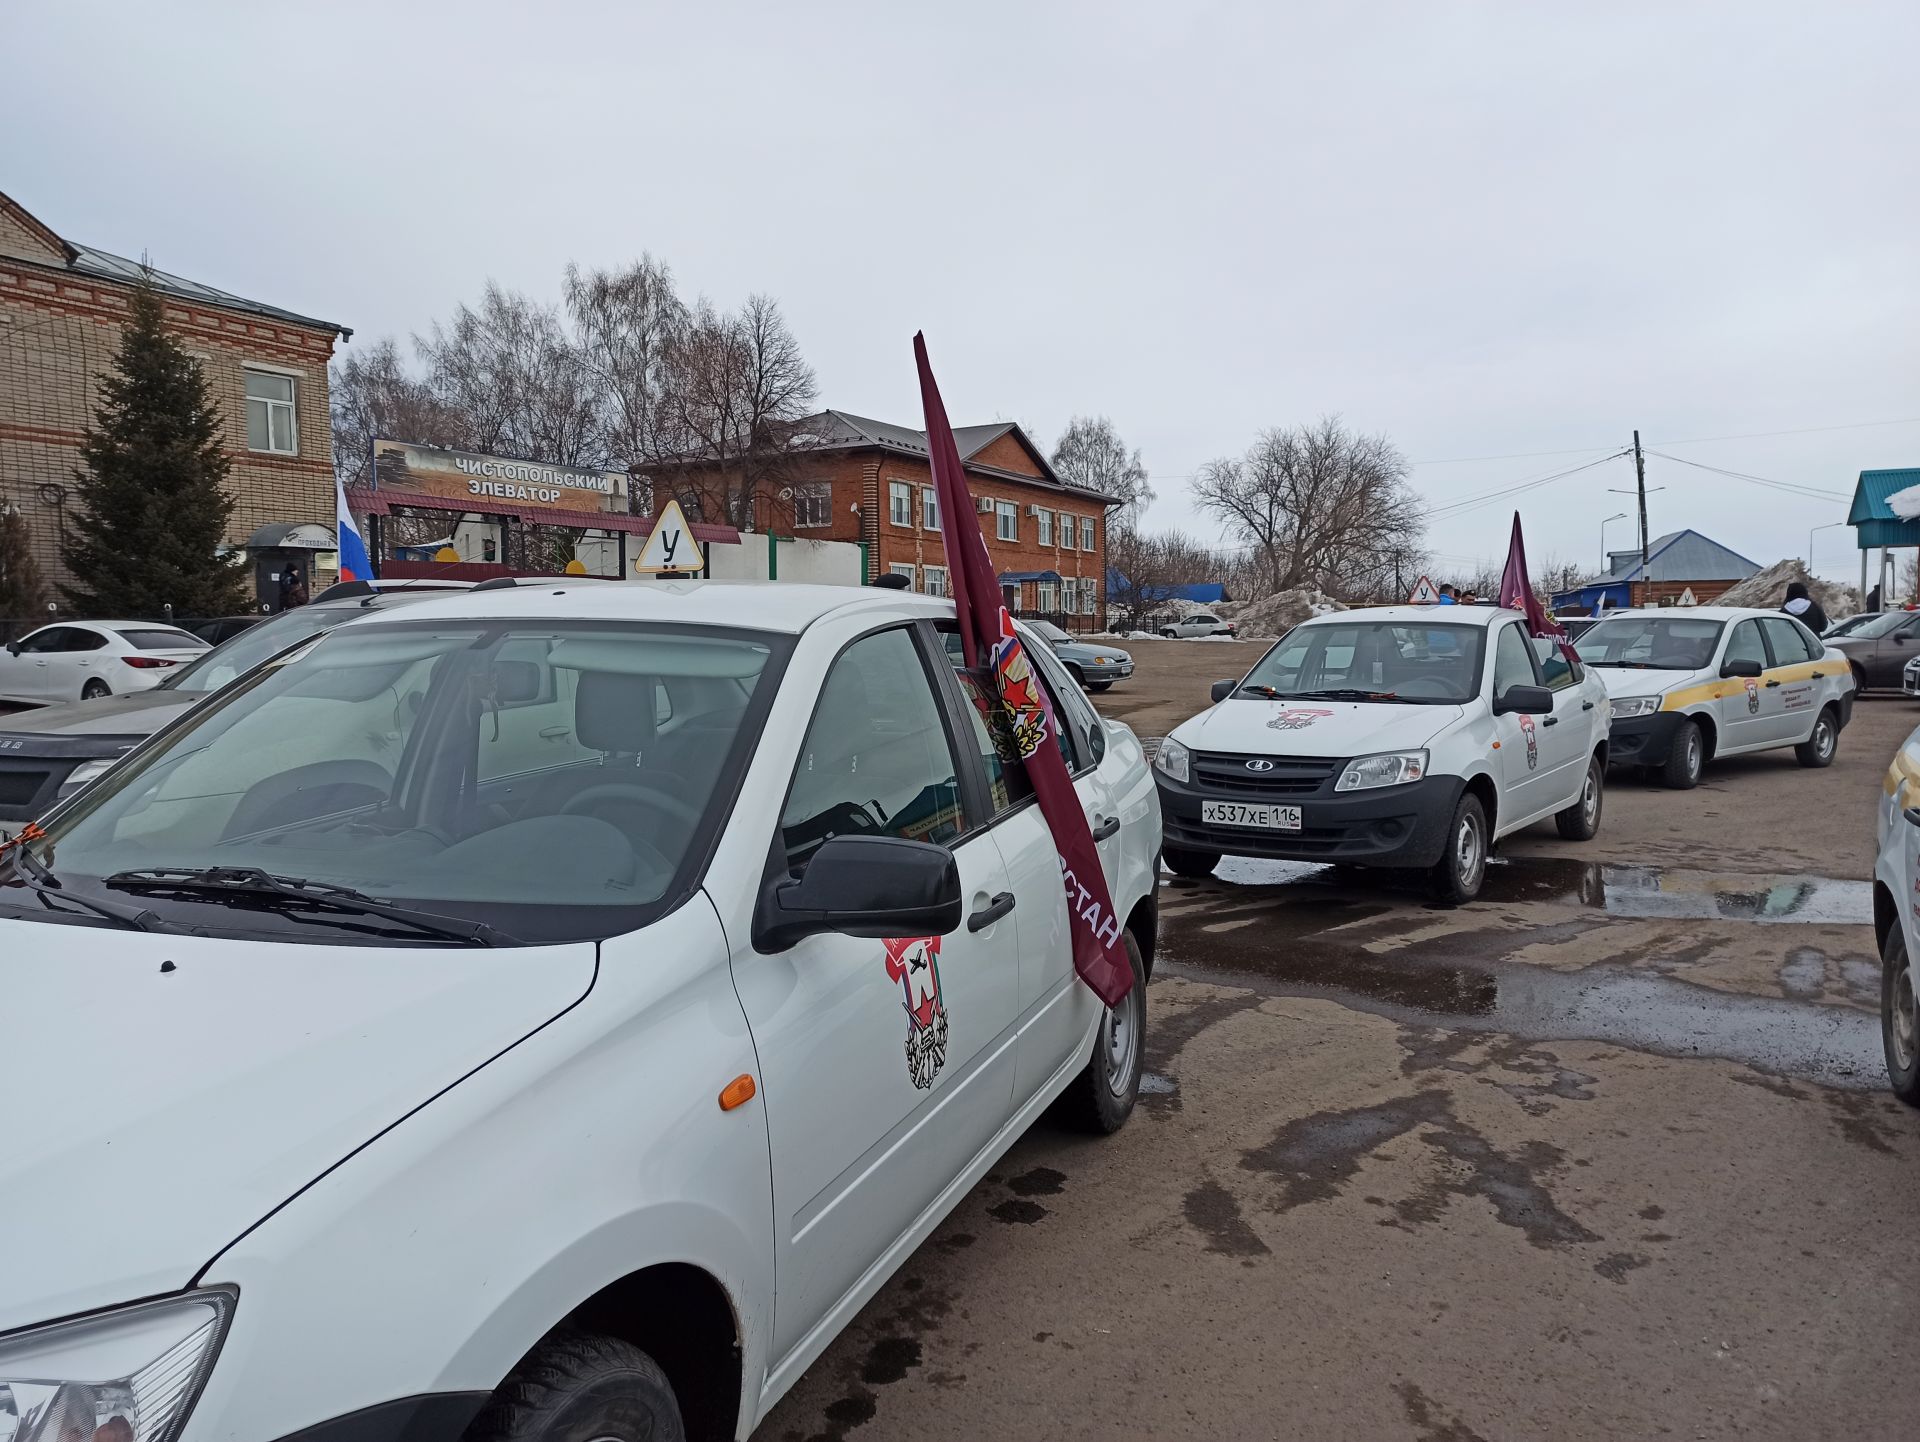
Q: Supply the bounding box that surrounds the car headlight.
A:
[0,1290,232,1442]
[1334,750,1428,792]
[1154,736,1191,784]
[1610,696,1661,719]
[55,757,119,799]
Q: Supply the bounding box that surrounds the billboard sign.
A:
[369,438,628,512]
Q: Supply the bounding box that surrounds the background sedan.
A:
[0,621,208,704]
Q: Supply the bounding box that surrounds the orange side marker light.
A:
[719,1074,757,1111]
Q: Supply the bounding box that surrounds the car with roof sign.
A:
[1574,606,1854,788]
[1153,604,1609,901]
[0,579,1159,1442]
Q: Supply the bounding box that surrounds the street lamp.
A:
[1808,520,1847,573]
[1600,512,1629,570]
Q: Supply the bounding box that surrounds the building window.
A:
[245,370,297,454]
[1081,516,1096,551]
[995,499,1018,541]
[924,565,948,597]
[794,482,832,529]
[889,481,913,527]
[1083,577,1100,614]
[1037,580,1057,612]
[922,486,940,530]
[889,562,917,588]
[1036,509,1053,547]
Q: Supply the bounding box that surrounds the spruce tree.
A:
[62,278,251,616]
[0,500,46,618]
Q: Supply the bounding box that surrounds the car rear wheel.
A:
[1428,793,1488,903]
[1555,755,1604,840]
[1660,718,1703,789]
[1882,925,1920,1107]
[1060,931,1147,1134]
[1794,706,1839,768]
[81,679,110,700]
[463,1329,684,1442]
[1162,845,1219,878]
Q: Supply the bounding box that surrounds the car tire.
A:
[1659,718,1704,789]
[1060,930,1147,1134]
[1428,792,1488,903]
[1851,662,1868,695]
[463,1329,684,1442]
[81,679,110,700]
[1794,706,1839,768]
[1555,754,1604,840]
[1882,925,1920,1108]
[1085,680,1113,692]
[1067,664,1086,689]
[1160,628,1177,639]
[1162,845,1219,878]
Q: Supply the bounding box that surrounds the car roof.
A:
[44,619,199,632]
[1586,606,1794,622]
[337,580,954,635]
[1298,604,1524,629]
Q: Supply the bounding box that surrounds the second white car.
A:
[0,620,208,703]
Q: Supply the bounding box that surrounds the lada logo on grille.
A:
[1245,759,1276,772]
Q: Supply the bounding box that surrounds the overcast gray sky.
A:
[8,1,1917,585]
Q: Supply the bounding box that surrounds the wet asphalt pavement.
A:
[763,672,1920,1441]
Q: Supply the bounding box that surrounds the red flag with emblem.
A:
[913,334,1133,1008]
[1498,512,1577,660]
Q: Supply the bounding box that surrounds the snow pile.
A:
[1715,560,1862,620]
[1888,484,1920,521]
[1219,588,1349,637]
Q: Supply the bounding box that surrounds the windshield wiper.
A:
[1290,688,1403,702]
[102,867,511,946]
[2,843,170,932]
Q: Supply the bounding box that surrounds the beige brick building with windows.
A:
[0,191,351,611]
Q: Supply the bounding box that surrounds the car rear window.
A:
[121,628,208,650]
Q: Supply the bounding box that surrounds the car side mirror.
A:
[1896,633,1914,646]
[1492,684,1553,715]
[755,834,963,952]
[1210,679,1237,703]
[4,641,16,656]
[1719,658,1763,678]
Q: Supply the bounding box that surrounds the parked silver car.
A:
[1027,619,1133,692]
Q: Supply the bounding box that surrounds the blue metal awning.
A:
[997,570,1062,583]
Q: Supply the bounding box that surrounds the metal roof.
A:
[1847,469,1920,548]
[67,243,352,339]
[1583,529,1761,585]
[799,410,1120,503]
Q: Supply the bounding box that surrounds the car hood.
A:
[1173,698,1463,757]
[1055,641,1130,663]
[0,920,597,1333]
[0,690,198,746]
[1589,666,1703,699]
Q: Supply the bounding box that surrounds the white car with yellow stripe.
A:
[1575,606,1855,789]
[1873,732,1920,1106]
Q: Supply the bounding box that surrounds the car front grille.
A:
[1192,751,1342,797]
[0,766,55,809]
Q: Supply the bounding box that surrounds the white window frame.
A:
[923,564,948,597]
[889,481,913,527]
[1037,580,1058,612]
[1080,516,1096,551]
[995,499,1018,542]
[793,482,832,529]
[1083,578,1100,614]
[1036,509,1053,547]
[244,367,298,455]
[921,486,939,531]
[889,562,917,588]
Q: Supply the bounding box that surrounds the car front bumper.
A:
[1155,771,1467,867]
[1080,660,1133,681]
[1904,662,1920,697]
[1606,710,1689,767]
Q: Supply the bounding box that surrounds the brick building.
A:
[0,191,351,609]
[662,410,1119,624]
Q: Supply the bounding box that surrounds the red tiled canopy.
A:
[345,486,741,545]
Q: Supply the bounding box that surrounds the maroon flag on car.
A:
[1497,511,1577,659]
[913,334,1133,1008]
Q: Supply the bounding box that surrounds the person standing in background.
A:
[1782,580,1827,634]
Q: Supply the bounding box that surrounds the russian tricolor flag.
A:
[335,474,372,582]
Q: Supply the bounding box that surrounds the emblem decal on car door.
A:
[884,935,950,1090]
[1745,678,1760,714]
[1518,712,1539,770]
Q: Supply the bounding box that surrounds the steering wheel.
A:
[560,781,704,830]
[1395,676,1458,698]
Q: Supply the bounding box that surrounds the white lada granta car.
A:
[1573,607,1854,789]
[0,581,1161,1442]
[1153,605,1609,902]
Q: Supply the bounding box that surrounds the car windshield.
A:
[1237,621,1485,703]
[1842,611,1911,639]
[1823,613,1878,637]
[1576,616,1725,670]
[1029,620,1071,643]
[9,619,788,944]
[160,599,440,694]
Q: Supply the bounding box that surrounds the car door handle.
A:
[1090,813,1119,841]
[967,891,1016,932]
[1904,807,1920,828]
[539,726,570,739]
[1811,671,1825,678]
[1541,716,1559,727]
[1765,680,1781,688]
[1581,700,1595,710]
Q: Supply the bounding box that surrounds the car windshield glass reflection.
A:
[162,607,348,694]
[1576,617,1724,669]
[1238,622,1484,703]
[11,620,785,944]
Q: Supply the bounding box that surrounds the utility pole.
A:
[1632,430,1649,571]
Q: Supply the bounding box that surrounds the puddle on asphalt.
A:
[1161,855,1883,1088]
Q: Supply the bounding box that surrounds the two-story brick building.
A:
[0,191,351,609]
[663,409,1119,624]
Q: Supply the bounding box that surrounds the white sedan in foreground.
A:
[0,580,1160,1442]
[0,620,207,703]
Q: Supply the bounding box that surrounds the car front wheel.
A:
[1660,718,1704,789]
[1428,792,1488,903]
[1061,930,1147,1133]
[464,1330,684,1442]
[1883,925,1920,1107]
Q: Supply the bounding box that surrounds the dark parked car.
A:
[192,614,270,645]
[1824,611,1882,639]
[1827,611,1920,690]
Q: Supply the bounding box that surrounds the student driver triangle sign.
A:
[635,497,704,574]
[1408,574,1442,604]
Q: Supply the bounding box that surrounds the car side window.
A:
[1759,617,1817,665]
[12,628,62,654]
[1022,629,1104,769]
[781,628,968,868]
[1530,635,1580,691]
[1725,619,1768,669]
[1492,624,1537,695]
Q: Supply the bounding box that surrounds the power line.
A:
[1649,416,1920,448]
[1644,450,1850,502]
[1425,450,1632,520]
[1411,442,1617,466]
